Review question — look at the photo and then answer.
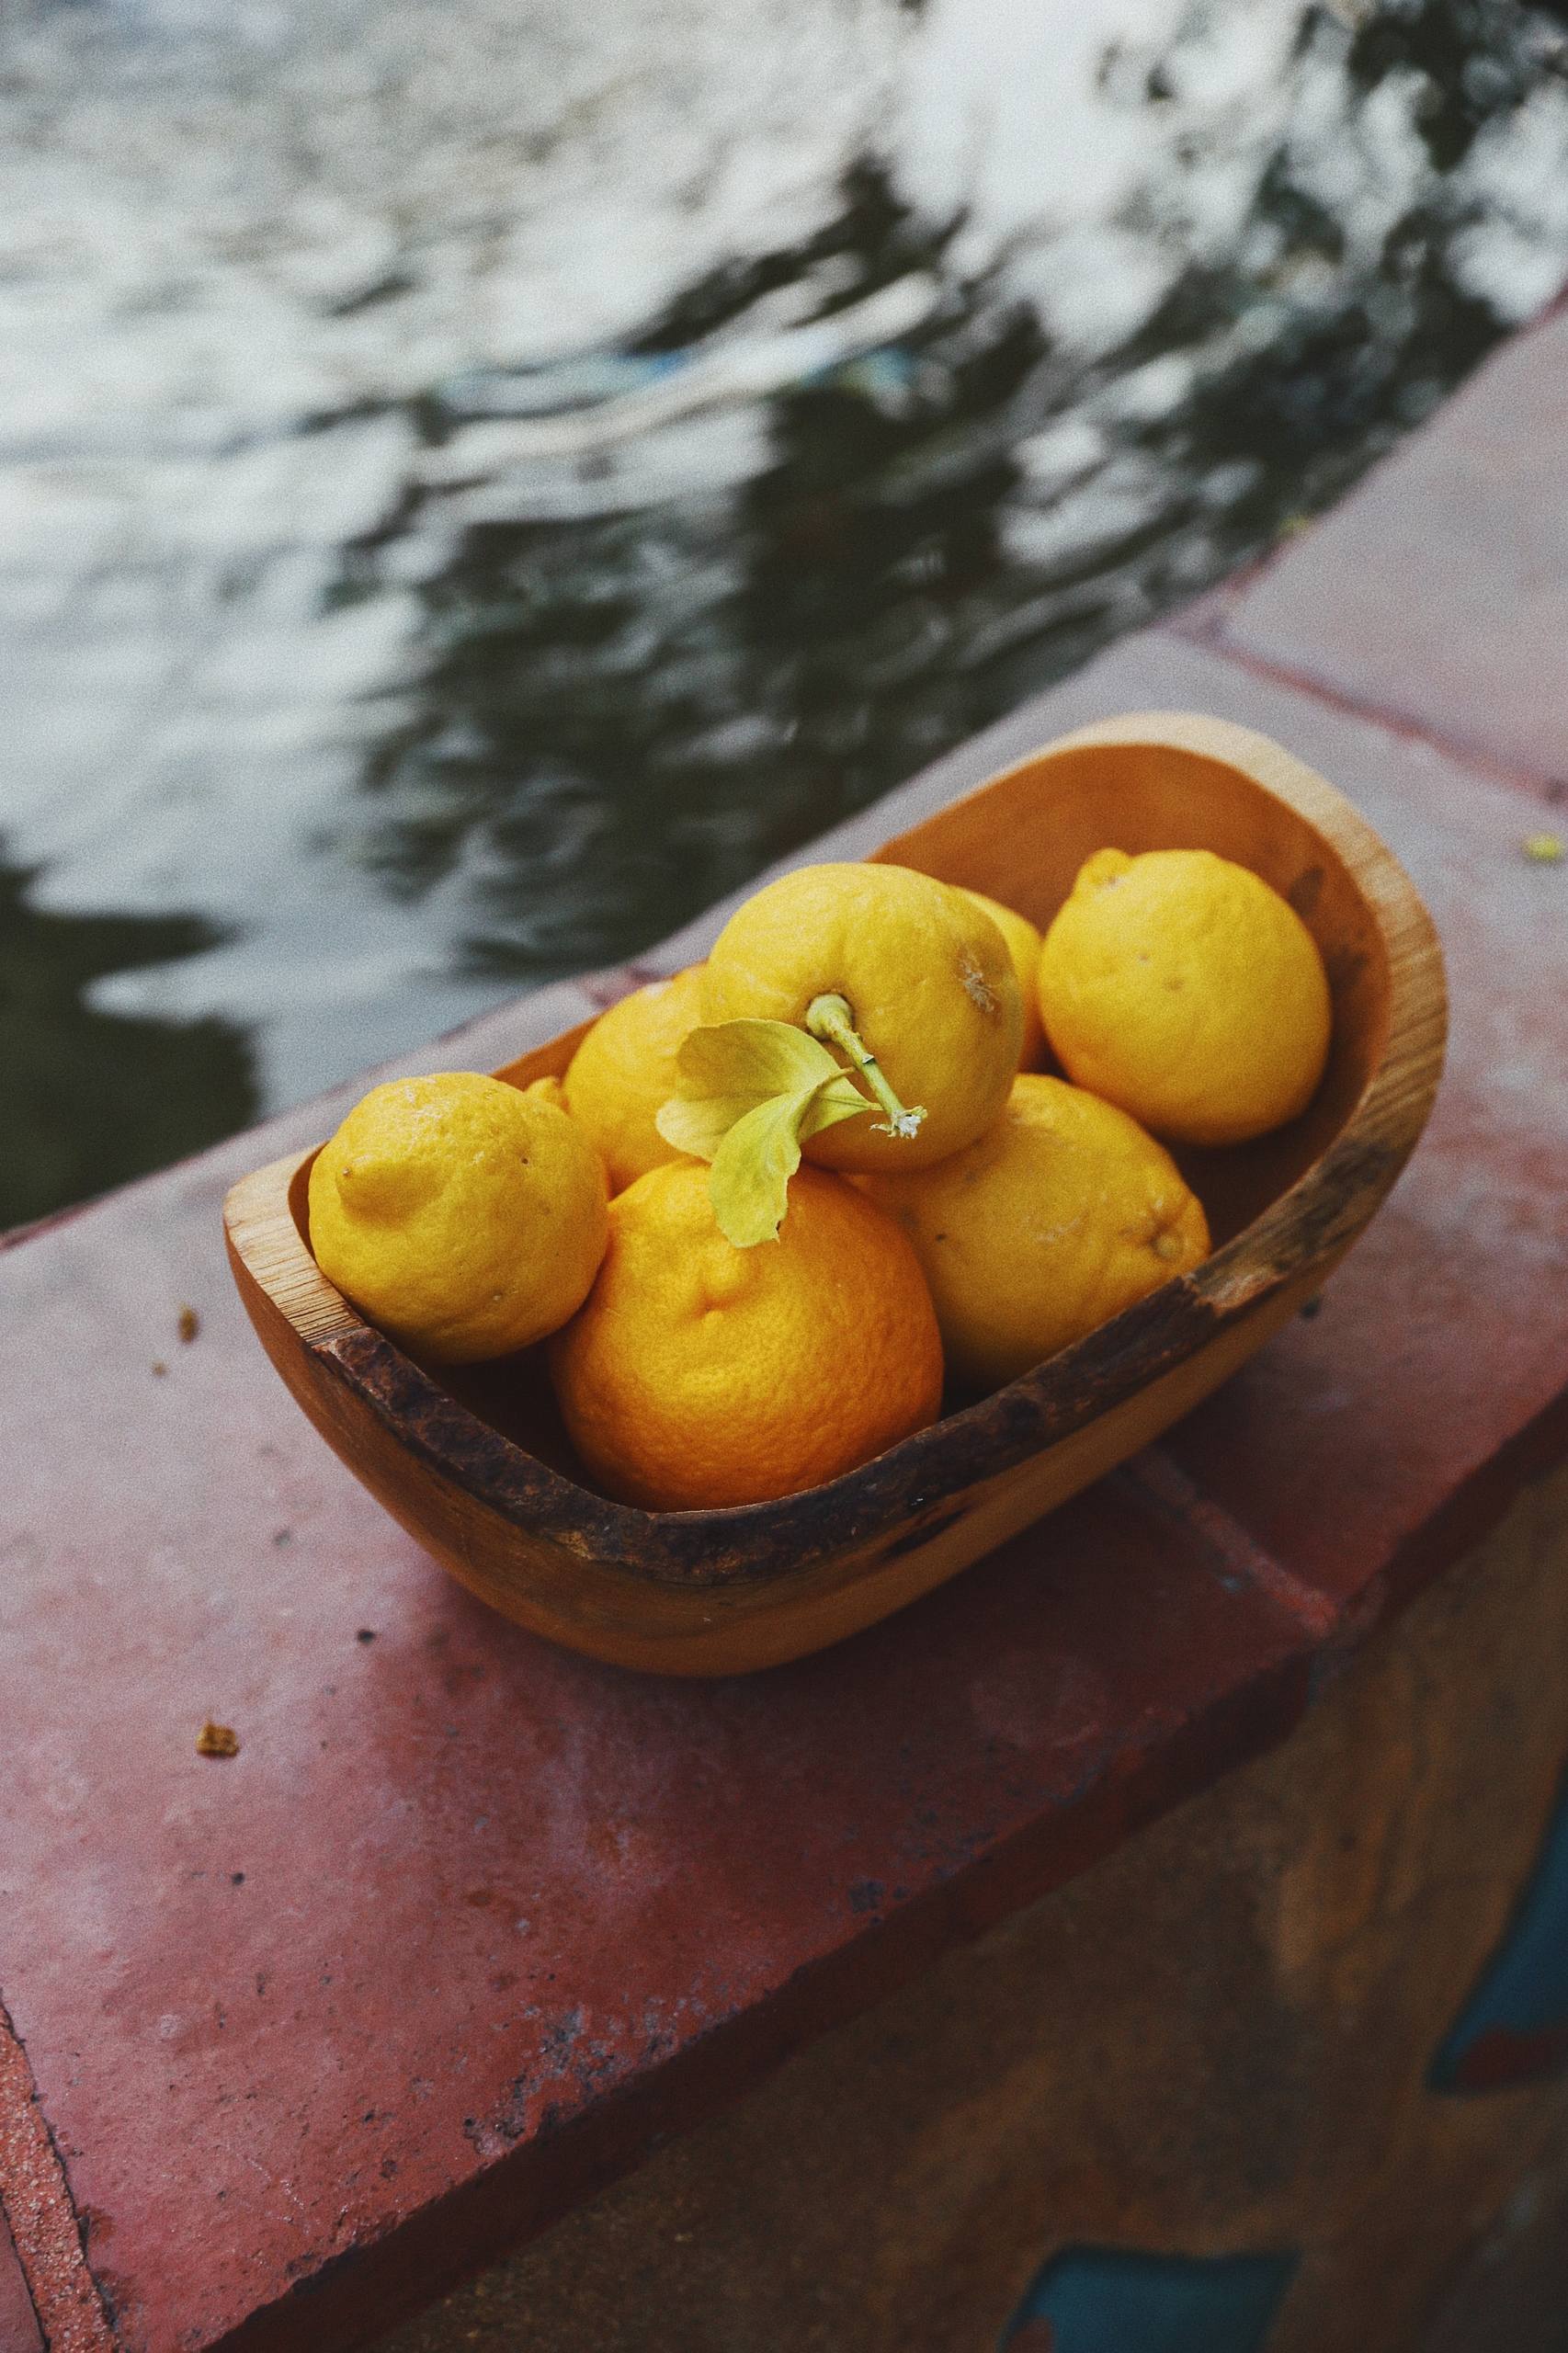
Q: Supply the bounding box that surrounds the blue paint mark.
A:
[1430,1765,1568,2094]
[1001,2246,1296,2353]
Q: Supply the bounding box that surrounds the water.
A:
[5,0,1568,1225]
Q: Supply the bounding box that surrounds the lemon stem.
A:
[804,994,926,1140]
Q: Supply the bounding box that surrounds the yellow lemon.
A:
[308,1072,608,1362]
[1038,847,1332,1145]
[562,966,706,1193]
[550,1160,943,1509]
[859,1073,1210,1390]
[700,862,1021,1171]
[960,887,1045,1068]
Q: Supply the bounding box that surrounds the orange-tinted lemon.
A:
[859,1073,1210,1390]
[960,887,1045,1068]
[550,1160,943,1509]
[308,1072,608,1363]
[562,966,706,1193]
[699,862,1021,1171]
[1037,847,1332,1145]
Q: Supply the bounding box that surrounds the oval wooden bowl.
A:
[224,711,1446,1676]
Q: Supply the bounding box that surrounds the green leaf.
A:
[707,1087,819,1246]
[707,1075,868,1246]
[800,1079,869,1142]
[680,1017,846,1096]
[654,1018,868,1164]
[652,1017,874,1245]
[655,1089,744,1164]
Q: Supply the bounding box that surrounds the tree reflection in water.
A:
[347,0,1535,983]
[0,854,256,1230]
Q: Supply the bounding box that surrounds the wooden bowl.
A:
[224,712,1446,1676]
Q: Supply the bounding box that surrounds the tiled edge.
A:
[1166,611,1568,813]
[210,1631,1321,2353]
[1189,299,1568,799]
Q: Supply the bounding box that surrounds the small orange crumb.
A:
[177,1305,200,1343]
[197,1721,240,1758]
[152,1360,168,1377]
[1523,832,1563,865]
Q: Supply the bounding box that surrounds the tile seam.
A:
[1117,1448,1341,1642]
[193,1645,1320,2352]
[1159,611,1568,807]
[0,1998,116,2352]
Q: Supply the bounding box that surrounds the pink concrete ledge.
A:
[3,313,1568,2351]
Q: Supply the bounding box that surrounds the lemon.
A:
[699,862,1021,1170]
[562,966,705,1193]
[860,1073,1210,1390]
[960,887,1045,1068]
[1038,847,1333,1145]
[551,1160,943,1509]
[308,1072,608,1362]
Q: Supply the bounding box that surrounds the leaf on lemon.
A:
[655,1019,863,1162]
[707,1091,813,1246]
[673,1018,843,1108]
[708,1080,867,1246]
[799,1080,869,1142]
[654,1018,869,1245]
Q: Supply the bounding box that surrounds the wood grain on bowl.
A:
[223,711,1447,1674]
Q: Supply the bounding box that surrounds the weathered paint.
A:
[1001,2248,1296,2353]
[1431,1767,1568,2095]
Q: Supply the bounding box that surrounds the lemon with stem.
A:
[698,862,1022,1172]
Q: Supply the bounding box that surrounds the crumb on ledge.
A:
[1522,832,1563,865]
[177,1304,200,1344]
[152,1360,168,1377]
[197,1720,240,1759]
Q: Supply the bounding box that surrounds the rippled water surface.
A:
[6,0,1568,1221]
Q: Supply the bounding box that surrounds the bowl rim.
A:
[224,710,1447,1589]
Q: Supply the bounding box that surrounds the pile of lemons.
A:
[309,848,1331,1511]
